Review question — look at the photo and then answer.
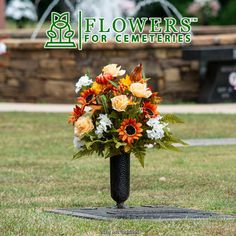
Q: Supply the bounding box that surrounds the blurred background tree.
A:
[135,0,236,25]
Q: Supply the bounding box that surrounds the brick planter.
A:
[1,33,236,103]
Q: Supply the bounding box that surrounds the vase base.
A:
[47,205,236,221]
[115,202,126,209]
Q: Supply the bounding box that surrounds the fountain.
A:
[31,0,183,39]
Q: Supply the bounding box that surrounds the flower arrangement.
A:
[69,64,185,167]
[187,0,221,25]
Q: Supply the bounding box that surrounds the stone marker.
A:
[183,45,236,103]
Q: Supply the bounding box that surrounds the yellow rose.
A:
[111,95,129,112]
[74,116,94,138]
[130,83,152,98]
[119,75,132,88]
[91,81,105,94]
[102,64,126,77]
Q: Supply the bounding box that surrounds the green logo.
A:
[44,12,76,49]
[44,11,198,50]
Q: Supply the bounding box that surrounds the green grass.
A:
[170,113,236,139]
[0,113,236,235]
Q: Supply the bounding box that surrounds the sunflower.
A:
[117,118,143,144]
[68,105,85,124]
[142,102,159,118]
[78,88,96,105]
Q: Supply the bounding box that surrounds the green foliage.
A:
[218,0,236,25]
[73,148,94,159]
[135,0,236,25]
[162,114,184,124]
[100,95,109,113]
[108,80,119,88]
[132,145,146,167]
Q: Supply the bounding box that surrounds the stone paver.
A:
[0,103,236,114]
[183,138,236,147]
[48,205,236,221]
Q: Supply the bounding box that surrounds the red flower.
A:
[96,73,113,84]
[68,105,85,124]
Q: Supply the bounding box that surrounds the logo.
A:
[45,12,76,48]
[45,11,198,50]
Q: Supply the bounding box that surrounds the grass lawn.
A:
[0,113,236,235]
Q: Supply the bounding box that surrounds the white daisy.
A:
[75,74,93,93]
[95,114,112,138]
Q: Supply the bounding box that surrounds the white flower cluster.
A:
[0,43,7,55]
[75,74,93,93]
[6,0,38,21]
[146,116,167,140]
[73,136,85,150]
[95,114,112,138]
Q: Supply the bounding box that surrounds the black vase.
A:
[110,152,130,209]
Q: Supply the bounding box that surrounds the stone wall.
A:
[1,34,236,103]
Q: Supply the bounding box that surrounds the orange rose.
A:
[130,83,152,98]
[111,95,129,112]
[74,116,94,138]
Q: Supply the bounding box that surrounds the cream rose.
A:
[111,95,129,112]
[74,116,94,138]
[102,64,126,77]
[130,82,152,98]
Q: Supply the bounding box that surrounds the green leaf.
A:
[137,155,145,167]
[132,146,146,167]
[113,137,126,149]
[108,80,119,88]
[156,140,168,149]
[163,114,184,124]
[100,95,109,113]
[73,148,94,159]
[103,146,111,159]
[110,111,119,119]
[168,136,188,146]
[163,143,181,152]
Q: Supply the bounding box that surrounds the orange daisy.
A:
[77,88,97,105]
[142,102,159,118]
[68,105,85,124]
[117,118,143,144]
